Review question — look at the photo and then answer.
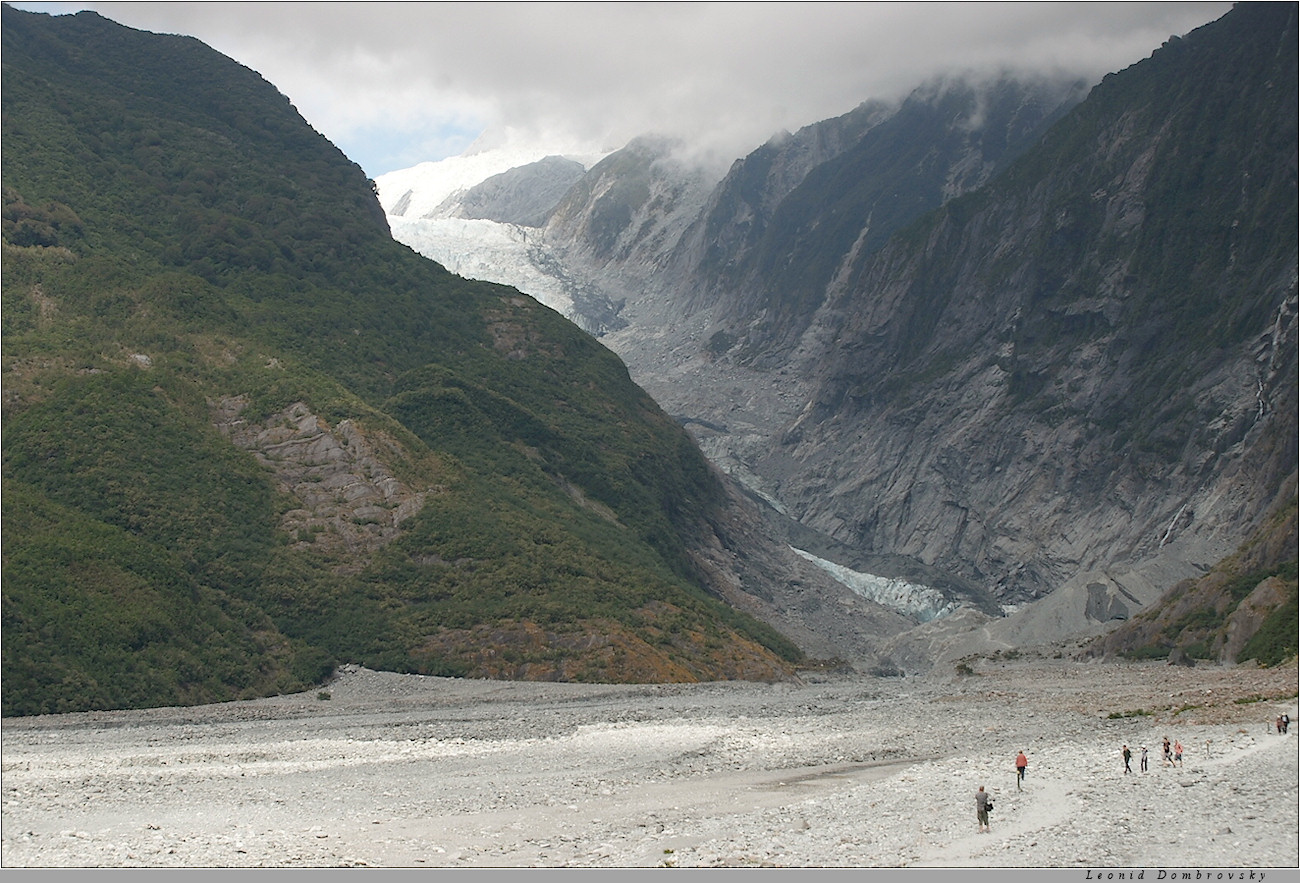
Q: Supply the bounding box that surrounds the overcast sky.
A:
[18,2,1233,177]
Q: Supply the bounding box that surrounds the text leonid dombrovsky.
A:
[1085,872,1269,881]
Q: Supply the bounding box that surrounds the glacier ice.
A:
[790,547,956,622]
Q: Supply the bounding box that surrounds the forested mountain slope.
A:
[0,6,819,715]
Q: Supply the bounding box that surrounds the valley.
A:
[375,2,1298,672]
[1,3,1294,720]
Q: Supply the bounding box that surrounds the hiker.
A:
[1140,745,1148,772]
[1284,714,1291,734]
[1174,740,1183,767]
[1162,736,1172,766]
[1122,744,1132,774]
[975,785,991,833]
[1015,751,1028,789]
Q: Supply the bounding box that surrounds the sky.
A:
[14,2,1233,177]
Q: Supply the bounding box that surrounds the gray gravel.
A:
[2,659,1296,868]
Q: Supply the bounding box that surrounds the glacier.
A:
[790,547,955,622]
[376,139,611,328]
[389,216,574,317]
[378,139,953,622]
[376,139,608,219]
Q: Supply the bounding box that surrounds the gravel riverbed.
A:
[3,658,1297,869]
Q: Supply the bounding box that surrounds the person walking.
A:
[1122,744,1132,774]
[1140,745,1148,772]
[975,785,991,833]
[1162,736,1172,766]
[1173,740,1183,767]
[1015,751,1028,790]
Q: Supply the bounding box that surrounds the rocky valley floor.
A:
[2,658,1297,870]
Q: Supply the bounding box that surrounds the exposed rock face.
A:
[760,4,1298,614]
[542,135,720,272]
[1085,479,1298,666]
[438,155,586,227]
[673,75,1088,340]
[211,397,430,560]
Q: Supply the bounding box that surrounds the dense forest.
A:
[1,6,801,716]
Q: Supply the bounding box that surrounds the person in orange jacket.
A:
[1015,751,1028,789]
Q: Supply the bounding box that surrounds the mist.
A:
[17,2,1233,174]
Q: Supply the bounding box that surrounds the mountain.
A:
[766,1,1297,655]
[444,155,588,227]
[378,3,1297,667]
[668,74,1089,353]
[1,5,898,716]
[1085,484,1296,667]
[379,72,1100,601]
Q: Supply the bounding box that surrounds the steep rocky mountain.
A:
[2,5,916,715]
[763,1,1297,651]
[432,155,587,228]
[380,3,1297,666]
[542,135,722,278]
[668,74,1089,348]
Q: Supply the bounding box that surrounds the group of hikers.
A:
[978,736,1196,832]
[974,751,1030,832]
[977,712,1295,831]
[1122,736,1183,774]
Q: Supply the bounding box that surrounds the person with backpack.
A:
[975,785,991,833]
[1015,751,1028,789]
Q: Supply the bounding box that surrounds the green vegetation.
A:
[1106,709,1154,720]
[1238,583,1300,667]
[1119,644,1172,662]
[1,6,799,715]
[1234,692,1300,706]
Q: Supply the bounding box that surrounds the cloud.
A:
[17,2,1233,175]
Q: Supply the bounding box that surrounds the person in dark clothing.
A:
[975,785,991,833]
[1122,744,1132,774]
